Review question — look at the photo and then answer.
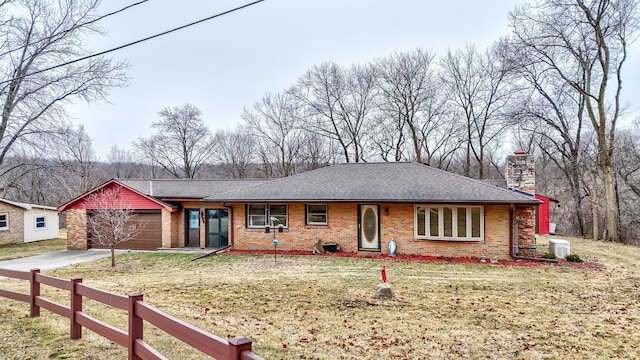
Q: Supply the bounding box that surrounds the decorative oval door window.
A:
[363,207,377,243]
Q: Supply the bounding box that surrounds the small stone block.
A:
[374,283,394,300]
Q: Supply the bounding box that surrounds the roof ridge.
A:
[203,178,278,199]
[411,162,535,200]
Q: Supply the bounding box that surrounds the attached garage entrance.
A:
[88,210,162,250]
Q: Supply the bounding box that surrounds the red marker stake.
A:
[381,265,387,283]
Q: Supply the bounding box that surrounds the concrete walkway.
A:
[0,247,214,276]
[0,250,113,273]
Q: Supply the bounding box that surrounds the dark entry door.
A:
[186,209,200,247]
[358,205,380,251]
[206,209,228,247]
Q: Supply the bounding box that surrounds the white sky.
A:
[69,0,640,158]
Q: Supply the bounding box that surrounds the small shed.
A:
[0,199,59,244]
[534,194,559,235]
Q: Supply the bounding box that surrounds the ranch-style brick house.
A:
[60,152,542,260]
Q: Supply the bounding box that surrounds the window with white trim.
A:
[0,213,7,230]
[306,204,328,225]
[415,205,484,241]
[247,204,288,228]
[35,216,46,229]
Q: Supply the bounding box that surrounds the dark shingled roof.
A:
[119,179,266,199]
[204,162,541,204]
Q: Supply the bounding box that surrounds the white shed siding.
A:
[23,209,59,242]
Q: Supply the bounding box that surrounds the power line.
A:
[0,0,151,59]
[0,0,266,85]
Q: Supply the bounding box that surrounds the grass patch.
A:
[1,236,639,359]
[0,237,66,260]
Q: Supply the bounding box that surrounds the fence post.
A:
[29,268,40,317]
[70,277,83,339]
[228,336,253,360]
[128,292,144,360]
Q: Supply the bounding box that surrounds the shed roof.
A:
[0,198,57,211]
[204,162,541,204]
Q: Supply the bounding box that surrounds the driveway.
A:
[0,250,112,273]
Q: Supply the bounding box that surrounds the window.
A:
[247,204,288,228]
[0,213,7,230]
[35,216,46,229]
[306,204,328,225]
[415,205,484,241]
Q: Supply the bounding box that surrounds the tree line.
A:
[0,0,638,244]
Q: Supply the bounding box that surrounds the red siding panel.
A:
[66,183,166,211]
[535,194,551,234]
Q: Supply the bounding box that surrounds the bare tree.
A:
[132,136,162,179]
[441,44,514,179]
[0,0,128,172]
[373,49,455,164]
[135,103,216,179]
[510,0,639,242]
[52,124,102,194]
[107,145,138,178]
[291,62,375,163]
[84,186,145,267]
[243,92,303,178]
[615,121,640,243]
[214,128,255,178]
[502,36,590,236]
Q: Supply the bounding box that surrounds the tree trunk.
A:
[111,247,116,267]
[602,162,619,242]
[590,171,599,241]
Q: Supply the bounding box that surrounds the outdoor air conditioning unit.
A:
[549,239,570,258]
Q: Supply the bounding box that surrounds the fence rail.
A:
[0,268,262,360]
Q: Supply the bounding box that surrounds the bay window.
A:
[415,205,483,241]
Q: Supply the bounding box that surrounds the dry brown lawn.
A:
[1,235,639,359]
[0,237,66,260]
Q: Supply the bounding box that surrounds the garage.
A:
[88,210,162,250]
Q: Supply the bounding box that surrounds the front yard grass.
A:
[0,236,639,359]
[0,237,66,260]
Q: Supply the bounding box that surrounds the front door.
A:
[358,205,380,251]
[186,209,200,247]
[206,209,229,247]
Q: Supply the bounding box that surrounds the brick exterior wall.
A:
[515,206,537,257]
[66,209,88,250]
[0,204,24,245]
[229,203,515,260]
[62,198,536,259]
[161,208,175,248]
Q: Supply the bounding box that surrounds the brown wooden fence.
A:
[0,268,263,360]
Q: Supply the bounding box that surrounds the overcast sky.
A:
[69,0,640,158]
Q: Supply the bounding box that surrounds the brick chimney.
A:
[505,150,535,195]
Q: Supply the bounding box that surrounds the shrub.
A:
[540,252,557,259]
[565,254,583,262]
